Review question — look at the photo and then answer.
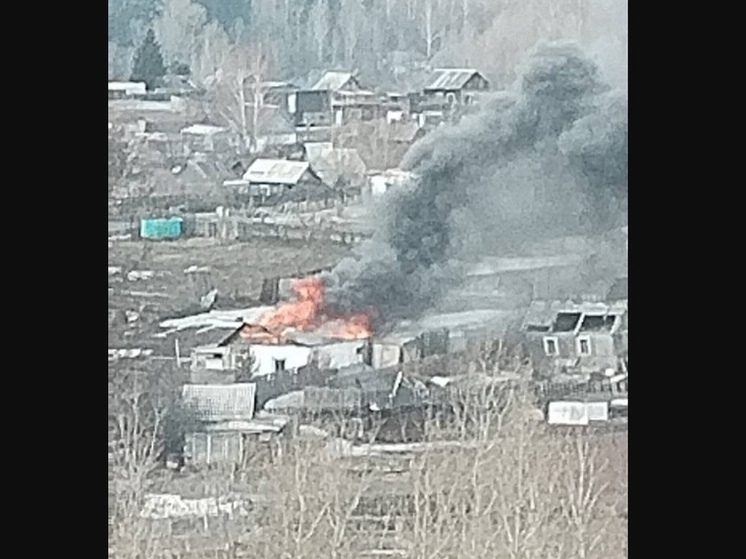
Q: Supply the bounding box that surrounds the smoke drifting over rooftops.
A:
[324,43,628,324]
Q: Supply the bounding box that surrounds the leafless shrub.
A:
[111,357,625,559]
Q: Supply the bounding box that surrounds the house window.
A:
[543,337,559,356]
[577,336,592,356]
[274,358,286,372]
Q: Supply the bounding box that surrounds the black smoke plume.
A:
[324,43,628,324]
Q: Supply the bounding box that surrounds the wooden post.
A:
[175,337,181,368]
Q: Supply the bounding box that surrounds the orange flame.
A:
[258,277,324,332]
[326,314,374,340]
[257,276,374,340]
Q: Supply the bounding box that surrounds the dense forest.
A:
[108,0,627,90]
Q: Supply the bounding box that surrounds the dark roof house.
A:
[297,71,381,130]
[231,158,331,204]
[423,69,490,93]
[419,69,490,118]
[522,300,628,378]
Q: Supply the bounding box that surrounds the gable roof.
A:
[181,383,257,422]
[312,71,358,92]
[424,69,486,92]
[243,159,310,185]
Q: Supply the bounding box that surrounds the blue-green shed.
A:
[140,217,184,240]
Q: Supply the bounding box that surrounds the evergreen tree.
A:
[130,29,166,90]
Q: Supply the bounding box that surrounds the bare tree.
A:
[152,0,209,75]
[109,365,626,559]
[108,366,173,558]
[107,359,191,559]
[207,43,272,153]
[422,0,439,60]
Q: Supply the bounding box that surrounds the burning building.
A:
[165,267,523,383]
[254,276,374,340]
[162,277,376,390]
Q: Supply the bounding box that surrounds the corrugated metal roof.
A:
[424,69,484,91]
[244,159,310,185]
[181,383,257,422]
[181,124,228,135]
[159,307,275,332]
[108,100,176,112]
[312,71,356,91]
